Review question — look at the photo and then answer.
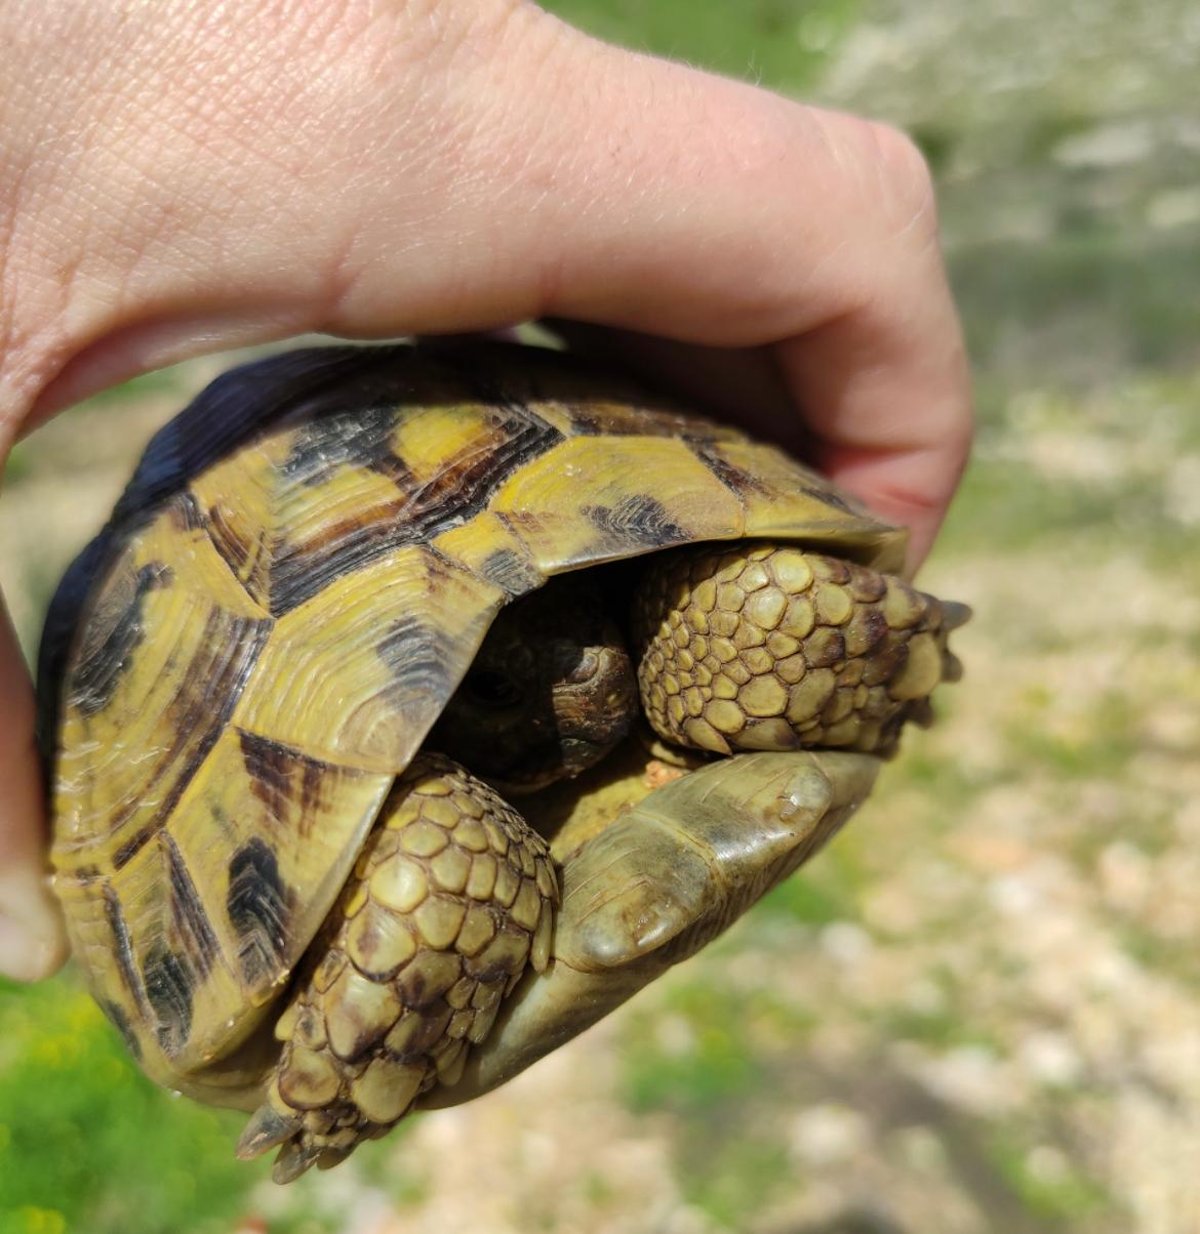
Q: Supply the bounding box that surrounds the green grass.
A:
[984,1129,1114,1224]
[0,977,276,1234]
[541,0,859,91]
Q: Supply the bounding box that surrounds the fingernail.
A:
[0,886,67,982]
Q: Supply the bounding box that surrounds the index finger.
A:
[517,34,972,571]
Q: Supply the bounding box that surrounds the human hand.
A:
[0,0,971,981]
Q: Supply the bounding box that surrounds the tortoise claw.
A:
[272,1139,323,1185]
[940,600,973,632]
[236,1104,301,1161]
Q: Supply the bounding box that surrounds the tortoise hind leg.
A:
[236,753,557,1183]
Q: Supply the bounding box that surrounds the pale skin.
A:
[0,0,972,980]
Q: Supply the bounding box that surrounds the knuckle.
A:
[862,120,939,239]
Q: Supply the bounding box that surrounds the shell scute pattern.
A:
[42,343,900,1093]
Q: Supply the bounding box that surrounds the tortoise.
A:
[37,341,967,1183]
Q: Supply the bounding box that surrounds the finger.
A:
[0,602,67,980]
[497,30,972,571]
[546,321,967,574]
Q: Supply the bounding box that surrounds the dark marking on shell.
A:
[104,882,147,1013]
[583,495,689,550]
[142,942,194,1056]
[374,613,458,720]
[282,404,414,489]
[98,998,143,1061]
[168,490,207,533]
[694,445,771,502]
[203,498,268,600]
[163,834,220,981]
[110,348,418,523]
[476,548,543,597]
[102,612,273,856]
[266,406,562,615]
[237,730,328,834]
[70,562,173,717]
[112,823,157,871]
[227,837,292,986]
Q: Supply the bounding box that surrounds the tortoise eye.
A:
[463,669,524,709]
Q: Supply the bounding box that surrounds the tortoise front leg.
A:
[422,747,879,1108]
[237,753,556,1183]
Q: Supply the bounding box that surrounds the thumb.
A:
[0,603,67,980]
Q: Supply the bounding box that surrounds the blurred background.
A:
[1,1,1197,1231]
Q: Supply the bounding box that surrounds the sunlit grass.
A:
[0,976,272,1234]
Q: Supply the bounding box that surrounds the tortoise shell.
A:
[38,342,903,1100]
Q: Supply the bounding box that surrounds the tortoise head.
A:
[431,579,638,793]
